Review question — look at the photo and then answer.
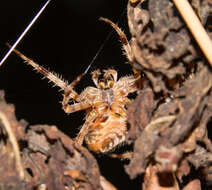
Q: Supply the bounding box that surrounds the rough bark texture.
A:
[125,0,212,189]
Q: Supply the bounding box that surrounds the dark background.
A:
[0,0,140,189]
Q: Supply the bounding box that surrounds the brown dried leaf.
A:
[182,179,201,190]
[143,165,180,190]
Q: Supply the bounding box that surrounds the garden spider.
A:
[9,17,140,153]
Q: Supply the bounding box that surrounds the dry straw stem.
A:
[146,115,177,131]
[172,0,212,66]
[0,0,51,67]
[0,111,25,180]
[100,176,117,190]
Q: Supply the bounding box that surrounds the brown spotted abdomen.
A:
[85,114,127,153]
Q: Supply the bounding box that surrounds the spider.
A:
[9,17,140,153]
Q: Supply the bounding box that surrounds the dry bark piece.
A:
[125,1,212,189]
[155,145,183,173]
[187,145,212,169]
[182,179,201,190]
[129,0,146,6]
[26,125,102,190]
[99,176,117,190]
[127,88,155,142]
[176,159,191,182]
[125,115,177,178]
[142,165,179,190]
[125,2,212,187]
[0,91,28,189]
[127,0,208,93]
[126,63,212,179]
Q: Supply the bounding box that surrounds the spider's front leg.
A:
[62,73,91,114]
[8,46,93,146]
[100,17,141,79]
[62,99,91,114]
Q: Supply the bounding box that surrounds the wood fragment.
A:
[0,111,24,180]
[172,0,212,66]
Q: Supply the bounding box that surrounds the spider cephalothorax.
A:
[9,17,140,153]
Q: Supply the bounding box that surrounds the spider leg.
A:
[123,97,131,108]
[75,112,97,145]
[91,69,101,87]
[9,46,68,90]
[9,46,90,114]
[99,17,140,77]
[103,69,117,82]
[75,122,89,145]
[99,17,133,63]
[62,72,90,113]
[113,75,139,99]
[62,101,91,114]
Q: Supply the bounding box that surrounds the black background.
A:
[0,0,140,189]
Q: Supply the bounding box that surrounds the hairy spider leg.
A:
[75,113,97,145]
[62,73,90,114]
[99,17,140,78]
[7,44,68,90]
[103,69,118,82]
[7,44,91,114]
[91,69,101,88]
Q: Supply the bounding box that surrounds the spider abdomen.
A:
[85,114,127,153]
